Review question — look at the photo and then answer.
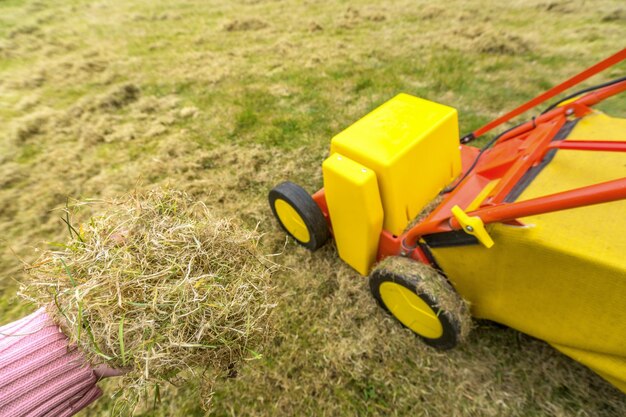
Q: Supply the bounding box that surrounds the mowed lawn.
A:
[1,0,625,415]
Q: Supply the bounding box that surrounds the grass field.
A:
[1,0,626,415]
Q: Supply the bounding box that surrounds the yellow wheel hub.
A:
[274,199,310,243]
[379,282,443,339]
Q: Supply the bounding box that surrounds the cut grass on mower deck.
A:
[1,0,625,415]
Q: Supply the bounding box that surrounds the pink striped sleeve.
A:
[0,308,102,417]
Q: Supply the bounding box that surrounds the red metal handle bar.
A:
[404,177,626,247]
[449,177,626,229]
[547,141,626,152]
[576,79,626,108]
[468,48,626,141]
[495,79,626,146]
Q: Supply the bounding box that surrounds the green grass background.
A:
[1,0,625,415]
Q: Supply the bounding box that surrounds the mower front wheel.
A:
[268,181,330,251]
[369,256,471,350]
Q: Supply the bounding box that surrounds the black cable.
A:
[441,122,522,194]
[444,75,625,195]
[446,75,626,194]
[541,75,626,114]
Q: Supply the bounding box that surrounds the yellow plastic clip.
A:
[451,205,494,249]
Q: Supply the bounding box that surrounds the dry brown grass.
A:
[19,189,276,413]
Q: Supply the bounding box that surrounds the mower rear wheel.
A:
[369,256,471,350]
[269,181,330,251]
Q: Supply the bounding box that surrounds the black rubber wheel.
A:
[369,256,471,350]
[268,181,330,251]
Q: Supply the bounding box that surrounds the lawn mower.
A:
[268,48,626,393]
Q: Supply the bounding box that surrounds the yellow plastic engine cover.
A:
[323,153,384,275]
[330,93,461,235]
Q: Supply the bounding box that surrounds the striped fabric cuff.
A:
[0,308,102,417]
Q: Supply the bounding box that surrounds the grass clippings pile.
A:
[19,189,275,412]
